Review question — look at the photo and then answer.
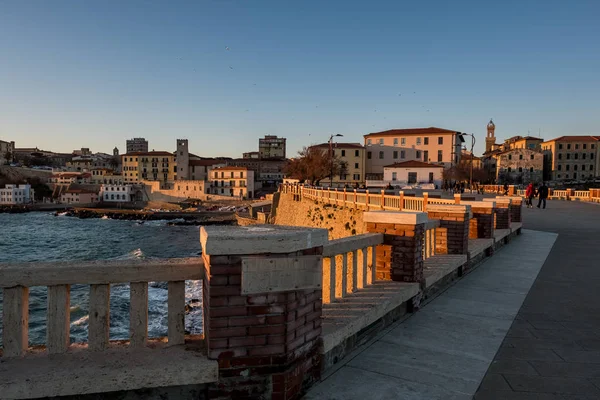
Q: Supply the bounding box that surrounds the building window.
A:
[574,165,578,171]
[575,144,579,149]
[401,150,406,159]
[354,163,359,168]
[393,138,398,146]
[558,153,562,160]
[592,144,596,149]
[230,172,234,178]
[508,155,512,160]
[591,165,594,170]
[378,139,384,145]
[241,171,244,178]
[367,152,372,159]
[423,150,429,162]
[574,172,577,179]
[367,139,372,145]
[353,174,360,180]
[508,167,512,172]
[437,150,443,162]
[416,138,421,145]
[392,172,397,181]
[341,150,346,157]
[378,151,384,159]
[416,150,421,159]
[558,165,562,171]
[592,153,595,160]
[557,174,561,178]
[530,167,534,172]
[575,153,579,159]
[438,137,443,145]
[582,165,586,171]
[424,137,429,145]
[583,153,586,159]
[567,154,570,160]
[566,165,570,171]
[428,172,434,183]
[519,154,523,160]
[355,150,359,157]
[519,167,523,172]
[559,144,563,150]
[393,151,398,159]
[531,154,534,160]
[567,144,571,150]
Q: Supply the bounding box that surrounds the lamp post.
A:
[329,134,343,187]
[458,133,476,190]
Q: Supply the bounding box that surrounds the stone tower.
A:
[486,119,496,153]
[113,147,119,156]
[176,139,189,180]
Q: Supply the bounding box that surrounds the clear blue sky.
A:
[1,0,599,157]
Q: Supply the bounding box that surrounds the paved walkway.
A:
[306,228,557,399]
[476,201,600,399]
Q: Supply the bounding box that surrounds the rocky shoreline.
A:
[54,208,236,225]
[0,205,31,213]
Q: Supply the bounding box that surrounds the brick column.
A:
[484,198,511,229]
[461,201,495,239]
[364,211,427,283]
[201,225,328,400]
[425,205,472,255]
[500,196,523,223]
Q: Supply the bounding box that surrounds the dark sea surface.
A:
[0,212,204,346]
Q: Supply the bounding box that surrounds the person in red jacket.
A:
[525,182,535,208]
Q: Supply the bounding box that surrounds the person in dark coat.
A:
[537,182,549,209]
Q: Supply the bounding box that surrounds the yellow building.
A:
[310,142,366,187]
[121,151,176,188]
[541,136,600,181]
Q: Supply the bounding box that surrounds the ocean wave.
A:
[110,248,145,260]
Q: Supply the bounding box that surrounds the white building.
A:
[0,184,35,204]
[208,167,255,199]
[100,184,137,202]
[368,161,444,188]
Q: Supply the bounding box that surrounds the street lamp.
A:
[458,133,476,190]
[329,134,344,187]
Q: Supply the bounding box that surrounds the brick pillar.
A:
[566,188,574,200]
[462,201,495,239]
[485,198,511,229]
[201,225,328,400]
[425,205,471,255]
[508,185,516,196]
[500,196,522,223]
[364,211,427,283]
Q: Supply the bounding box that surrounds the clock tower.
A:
[485,119,496,153]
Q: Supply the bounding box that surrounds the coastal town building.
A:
[121,151,176,188]
[65,156,93,172]
[541,136,600,181]
[0,184,34,204]
[60,188,98,205]
[100,184,139,202]
[126,137,148,153]
[460,151,483,170]
[243,151,260,159]
[208,166,254,199]
[485,148,544,184]
[379,161,444,188]
[226,158,286,189]
[309,142,366,187]
[364,127,465,179]
[49,172,92,184]
[188,159,228,181]
[259,135,286,159]
[0,139,15,164]
[91,168,125,185]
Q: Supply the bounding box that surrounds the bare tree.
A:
[284,146,347,186]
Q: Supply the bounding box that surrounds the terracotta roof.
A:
[122,151,174,156]
[310,142,364,149]
[189,159,227,167]
[384,161,444,168]
[543,135,600,143]
[364,127,459,138]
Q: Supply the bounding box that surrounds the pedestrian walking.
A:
[537,182,549,209]
[525,182,535,208]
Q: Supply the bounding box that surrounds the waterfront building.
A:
[485,148,544,184]
[226,158,287,189]
[60,188,99,205]
[126,137,148,153]
[121,151,176,188]
[309,142,366,187]
[100,184,138,202]
[243,151,260,159]
[65,156,93,172]
[541,136,600,181]
[259,135,286,159]
[0,139,15,164]
[368,160,444,188]
[0,184,34,204]
[91,168,124,184]
[188,159,228,181]
[208,166,255,199]
[48,172,92,184]
[364,127,465,179]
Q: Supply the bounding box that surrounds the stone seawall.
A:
[273,193,365,240]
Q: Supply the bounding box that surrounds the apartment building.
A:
[541,136,600,181]
[60,189,98,205]
[100,184,138,202]
[0,184,34,204]
[121,151,176,188]
[208,166,255,199]
[309,142,366,187]
[364,127,464,179]
[0,139,15,164]
[126,138,148,153]
[259,135,286,159]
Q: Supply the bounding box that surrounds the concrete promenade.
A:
[306,200,600,399]
[476,200,600,399]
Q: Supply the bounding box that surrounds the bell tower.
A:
[485,119,496,153]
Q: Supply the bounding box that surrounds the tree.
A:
[284,146,347,186]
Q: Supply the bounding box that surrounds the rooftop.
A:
[364,127,459,138]
[122,151,174,157]
[211,166,249,171]
[384,160,444,168]
[310,142,364,150]
[543,135,600,143]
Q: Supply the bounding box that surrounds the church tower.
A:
[485,119,496,153]
[176,139,189,180]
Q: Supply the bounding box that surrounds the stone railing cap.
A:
[363,210,428,225]
[461,200,495,208]
[201,225,328,255]
[485,198,511,205]
[426,204,472,214]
